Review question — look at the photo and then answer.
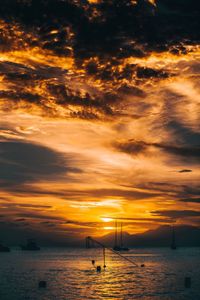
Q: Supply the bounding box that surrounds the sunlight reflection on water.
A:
[0,248,199,300]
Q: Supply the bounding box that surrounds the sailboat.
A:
[113,220,129,251]
[170,225,177,250]
[20,239,40,251]
[0,242,10,252]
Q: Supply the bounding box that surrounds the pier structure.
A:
[86,236,138,268]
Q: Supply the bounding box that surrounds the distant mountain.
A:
[2,223,199,247]
[98,225,200,247]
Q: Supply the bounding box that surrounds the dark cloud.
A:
[0,90,41,103]
[15,204,52,209]
[0,202,52,210]
[178,169,192,173]
[0,60,119,119]
[167,121,200,146]
[152,209,200,219]
[183,186,200,196]
[158,0,200,14]
[155,144,200,161]
[136,181,180,193]
[0,2,198,121]
[133,181,200,206]
[5,212,100,229]
[114,139,200,162]
[47,83,115,116]
[82,188,158,200]
[0,61,67,81]
[180,198,200,204]
[0,139,81,188]
[117,84,146,97]
[15,213,65,221]
[84,58,170,83]
[40,187,159,201]
[114,140,148,155]
[15,218,26,222]
[136,66,169,79]
[0,0,199,60]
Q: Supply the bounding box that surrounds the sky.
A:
[0,0,199,245]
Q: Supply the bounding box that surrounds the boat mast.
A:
[114,220,118,247]
[171,225,176,249]
[172,225,175,244]
[120,222,123,248]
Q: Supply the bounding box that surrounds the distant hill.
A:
[98,225,200,248]
[2,223,200,247]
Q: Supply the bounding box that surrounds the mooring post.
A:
[103,247,106,268]
[38,281,47,288]
[184,277,191,288]
[96,266,101,272]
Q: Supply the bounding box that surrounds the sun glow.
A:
[103,227,114,230]
[101,217,113,222]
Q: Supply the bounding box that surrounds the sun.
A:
[101,217,113,223]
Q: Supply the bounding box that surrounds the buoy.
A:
[184,277,191,288]
[38,281,47,288]
[141,264,145,267]
[96,266,101,272]
[92,260,95,265]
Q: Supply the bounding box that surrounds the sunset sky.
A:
[0,0,199,245]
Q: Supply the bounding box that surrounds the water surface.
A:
[0,247,199,300]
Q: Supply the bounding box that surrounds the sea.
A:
[0,247,199,300]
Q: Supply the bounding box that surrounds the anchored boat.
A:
[20,239,40,251]
[113,220,129,251]
[0,243,10,252]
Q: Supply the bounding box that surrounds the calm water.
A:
[0,247,199,300]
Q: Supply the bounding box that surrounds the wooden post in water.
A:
[103,247,106,268]
[120,222,123,248]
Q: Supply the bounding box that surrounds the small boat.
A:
[113,245,129,251]
[20,239,40,251]
[113,245,122,251]
[113,221,129,251]
[0,243,10,252]
[120,246,129,251]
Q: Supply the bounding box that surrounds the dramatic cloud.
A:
[114,140,200,163]
[180,198,200,204]
[152,210,200,219]
[178,169,192,173]
[0,139,81,187]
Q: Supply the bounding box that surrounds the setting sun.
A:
[101,217,113,223]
